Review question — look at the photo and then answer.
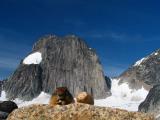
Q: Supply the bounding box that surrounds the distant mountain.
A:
[118,49,160,119]
[4,35,111,100]
[118,49,160,90]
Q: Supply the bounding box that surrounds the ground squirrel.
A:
[49,87,74,106]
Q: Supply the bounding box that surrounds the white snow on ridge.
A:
[155,52,158,55]
[0,91,7,101]
[14,92,51,107]
[134,57,147,66]
[94,79,148,111]
[23,52,42,65]
[0,91,50,107]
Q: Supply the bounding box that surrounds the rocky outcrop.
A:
[4,64,42,100]
[105,76,111,89]
[118,49,160,90]
[139,85,160,120]
[7,103,154,120]
[4,35,110,100]
[0,101,18,119]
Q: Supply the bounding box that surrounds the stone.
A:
[7,103,154,120]
[0,111,9,119]
[0,101,18,113]
[139,85,160,120]
[76,92,94,105]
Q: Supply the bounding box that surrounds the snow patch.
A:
[134,57,147,66]
[94,79,148,111]
[0,91,50,107]
[155,52,158,55]
[14,92,51,107]
[0,91,7,101]
[23,52,42,65]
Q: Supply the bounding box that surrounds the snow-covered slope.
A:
[133,57,147,66]
[0,79,148,111]
[23,52,42,64]
[94,79,148,111]
[14,92,50,107]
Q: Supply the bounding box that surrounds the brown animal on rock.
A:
[49,87,74,106]
[76,92,94,105]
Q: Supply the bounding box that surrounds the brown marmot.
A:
[49,87,74,106]
[76,92,94,105]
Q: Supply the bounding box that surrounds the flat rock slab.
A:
[7,103,154,120]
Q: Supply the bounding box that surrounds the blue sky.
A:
[0,0,160,79]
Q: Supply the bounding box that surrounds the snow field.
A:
[23,52,42,65]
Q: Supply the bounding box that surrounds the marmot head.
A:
[52,87,74,105]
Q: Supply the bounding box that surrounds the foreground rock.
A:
[139,85,160,120]
[7,103,154,120]
[0,101,18,119]
[5,35,110,100]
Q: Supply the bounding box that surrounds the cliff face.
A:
[4,35,110,100]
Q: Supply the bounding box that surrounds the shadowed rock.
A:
[139,85,160,120]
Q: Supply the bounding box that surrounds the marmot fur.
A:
[49,87,74,106]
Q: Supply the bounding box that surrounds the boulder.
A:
[0,111,9,120]
[139,85,160,120]
[0,101,18,113]
[7,103,154,120]
[76,92,94,105]
[0,101,18,119]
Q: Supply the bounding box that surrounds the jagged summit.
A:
[4,35,110,100]
[133,49,160,67]
[32,34,88,50]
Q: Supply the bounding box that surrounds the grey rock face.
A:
[118,49,160,90]
[0,82,2,97]
[105,76,111,90]
[4,64,42,100]
[5,35,110,100]
[138,85,160,120]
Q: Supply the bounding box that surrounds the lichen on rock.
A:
[7,103,154,120]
